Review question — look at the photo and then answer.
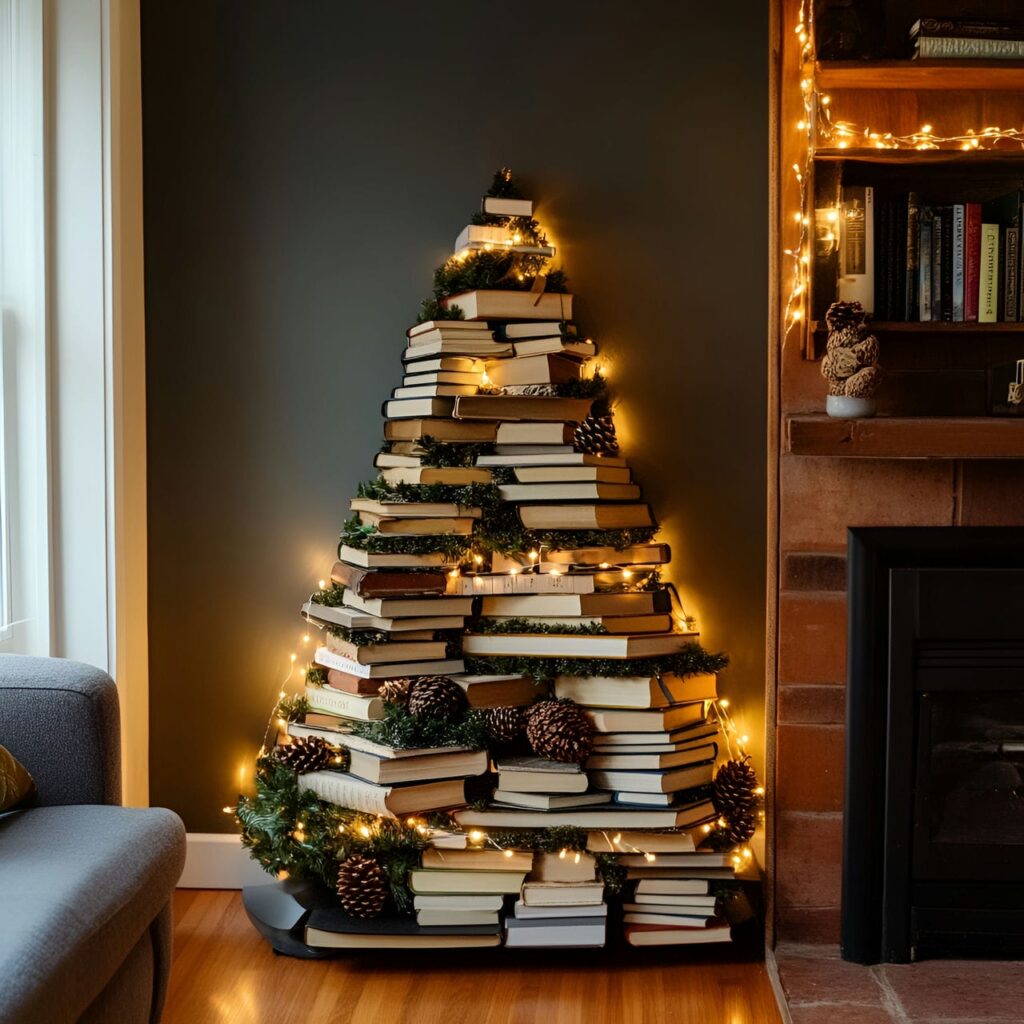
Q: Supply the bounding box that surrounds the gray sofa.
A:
[0,656,186,1024]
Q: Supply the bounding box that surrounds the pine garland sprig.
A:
[326,625,390,647]
[275,694,311,723]
[464,643,729,683]
[349,704,490,751]
[416,300,464,324]
[474,617,610,636]
[415,438,496,468]
[356,478,502,511]
[310,583,347,608]
[339,515,472,560]
[558,370,607,402]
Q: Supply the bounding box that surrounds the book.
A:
[980,223,1000,323]
[453,223,554,257]
[401,340,514,360]
[412,893,504,911]
[626,866,735,881]
[518,504,653,530]
[321,669,381,696]
[512,338,597,360]
[480,591,670,617]
[590,762,715,795]
[350,498,483,520]
[1006,227,1020,321]
[544,543,671,567]
[420,848,534,872]
[383,418,498,442]
[401,351,487,368]
[584,704,707,734]
[382,397,455,420]
[584,744,717,770]
[513,900,608,920]
[496,321,575,340]
[288,721,478,764]
[477,453,626,470]
[521,881,605,907]
[504,916,605,948]
[952,204,965,322]
[931,209,943,320]
[624,922,731,947]
[494,421,575,445]
[513,465,631,483]
[464,632,695,660]
[619,851,731,868]
[614,790,712,807]
[408,868,527,895]
[939,207,953,321]
[323,634,448,665]
[345,747,487,786]
[379,467,491,486]
[495,756,588,793]
[336,545,456,569]
[623,910,715,927]
[453,800,716,830]
[447,673,538,708]
[498,482,641,502]
[585,830,697,854]
[392,384,479,399]
[964,202,982,321]
[302,601,464,633]
[327,562,448,597]
[492,790,611,810]
[554,672,718,710]
[442,289,574,321]
[446,572,596,597]
[306,683,384,721]
[589,720,715,746]
[529,851,597,883]
[299,770,467,817]
[631,894,718,909]
[914,37,1024,58]
[314,648,465,680]
[910,17,1024,39]
[357,514,475,536]
[838,184,873,311]
[401,371,483,388]
[416,909,499,927]
[484,613,673,635]
[918,210,933,321]
[339,591,474,618]
[305,908,500,949]
[408,319,497,338]
[483,354,581,388]
[482,195,532,217]
[453,395,593,422]
[635,878,710,895]
[408,326,495,346]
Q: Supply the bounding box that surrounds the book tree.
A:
[237,170,763,954]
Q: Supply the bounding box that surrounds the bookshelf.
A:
[815,59,1024,91]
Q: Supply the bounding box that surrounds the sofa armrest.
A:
[0,655,121,806]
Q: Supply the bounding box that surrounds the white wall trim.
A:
[179,833,272,890]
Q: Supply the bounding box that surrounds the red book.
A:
[325,670,382,696]
[964,202,982,322]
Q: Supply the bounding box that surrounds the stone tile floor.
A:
[774,943,1024,1024]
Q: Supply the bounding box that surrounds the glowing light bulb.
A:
[317,579,326,590]
[503,849,514,858]
[599,562,611,569]
[302,634,310,644]
[719,698,730,708]
[358,825,371,838]
[473,554,484,565]
[469,830,484,843]
[528,550,539,562]
[289,653,297,663]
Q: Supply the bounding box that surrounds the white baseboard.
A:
[179,832,272,889]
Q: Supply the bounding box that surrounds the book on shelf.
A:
[554,672,717,710]
[382,396,456,419]
[313,648,465,680]
[483,353,581,387]
[407,868,528,895]
[383,418,498,442]
[504,915,606,948]
[343,746,487,786]
[529,851,597,883]
[631,894,718,909]
[464,632,695,660]
[412,893,504,911]
[918,209,933,322]
[585,830,697,854]
[453,799,716,831]
[498,482,641,502]
[420,848,534,872]
[298,769,467,817]
[980,223,1000,323]
[518,504,653,530]
[446,572,596,597]
[305,906,500,950]
[584,704,708,734]
[513,900,608,920]
[416,908,499,927]
[453,394,593,422]
[635,878,711,896]
[964,202,981,322]
[495,756,589,793]
[622,909,715,928]
[913,36,1024,58]
[952,204,966,322]
[590,761,715,795]
[584,743,717,771]
[441,289,574,322]
[322,633,449,665]
[838,184,873,311]
[327,562,448,597]
[492,790,611,810]
[910,17,1024,40]
[302,601,464,634]
[479,591,671,617]
[335,545,457,570]
[624,922,731,947]
[305,682,384,721]
[494,421,575,445]
[379,466,491,486]
[338,590,474,618]
[520,881,605,907]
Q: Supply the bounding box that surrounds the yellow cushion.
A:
[0,744,35,811]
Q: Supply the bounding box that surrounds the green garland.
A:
[464,643,729,683]
[350,704,491,751]
[356,478,501,511]
[474,617,610,636]
[411,438,496,468]
[326,625,389,647]
[309,583,346,607]
[339,515,473,560]
[417,299,465,323]
[275,694,311,722]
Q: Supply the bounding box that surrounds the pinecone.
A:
[407,676,467,720]
[485,705,525,744]
[712,756,760,844]
[335,855,387,918]
[273,736,337,774]
[574,413,620,456]
[525,699,593,762]
[379,678,412,707]
[824,300,865,332]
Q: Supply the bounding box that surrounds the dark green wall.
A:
[142,1,768,831]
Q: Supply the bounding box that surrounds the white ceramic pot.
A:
[826,394,876,419]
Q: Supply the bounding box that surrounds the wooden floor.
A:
[165,891,784,1024]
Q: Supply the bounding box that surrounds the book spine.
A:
[964,203,982,322]
[918,215,933,322]
[298,772,391,817]
[940,211,954,321]
[979,224,1000,323]
[914,18,1024,39]
[1004,227,1019,320]
[838,185,874,310]
[915,37,1024,58]
[931,213,943,321]
[904,192,919,321]
[952,205,966,321]
[312,649,374,680]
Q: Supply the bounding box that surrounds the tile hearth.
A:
[775,944,1024,1024]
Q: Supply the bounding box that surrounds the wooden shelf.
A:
[812,320,1024,335]
[815,148,1024,164]
[815,60,1024,91]
[786,415,1024,459]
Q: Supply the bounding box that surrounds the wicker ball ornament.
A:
[335,855,388,918]
[712,755,760,845]
[525,699,594,763]
[272,736,337,774]
[407,676,467,720]
[485,705,525,744]
[379,678,412,707]
[574,413,620,456]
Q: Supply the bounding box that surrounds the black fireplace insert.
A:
[842,527,1024,964]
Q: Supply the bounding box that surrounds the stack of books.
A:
[586,832,734,947]
[910,17,1024,60]
[505,852,607,947]
[491,755,610,812]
